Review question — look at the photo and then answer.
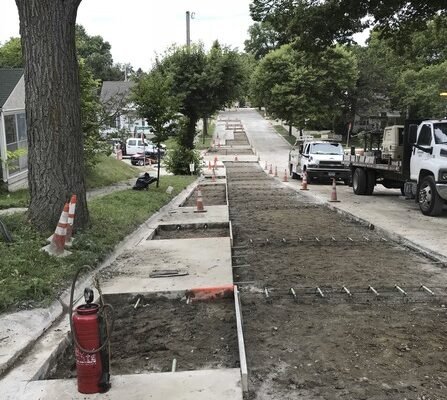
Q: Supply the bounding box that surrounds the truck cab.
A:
[289,139,351,183]
[408,120,447,215]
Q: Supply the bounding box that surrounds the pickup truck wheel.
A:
[418,175,444,216]
[138,160,144,166]
[365,170,375,195]
[352,168,367,195]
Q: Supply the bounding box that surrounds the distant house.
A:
[100,81,148,137]
[0,68,27,192]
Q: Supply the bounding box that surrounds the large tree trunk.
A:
[202,117,208,144]
[16,0,89,232]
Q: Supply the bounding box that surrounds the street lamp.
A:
[186,11,195,48]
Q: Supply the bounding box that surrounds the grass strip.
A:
[0,175,195,312]
[0,155,139,209]
[273,125,296,146]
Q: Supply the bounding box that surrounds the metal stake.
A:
[290,288,297,299]
[316,287,325,298]
[368,286,379,296]
[342,286,352,297]
[395,285,407,296]
[420,285,435,295]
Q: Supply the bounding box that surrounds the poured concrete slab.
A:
[0,302,62,376]
[158,205,228,225]
[18,369,243,400]
[101,237,232,294]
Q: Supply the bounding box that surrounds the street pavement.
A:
[225,108,447,261]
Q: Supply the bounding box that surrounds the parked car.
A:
[125,138,166,156]
[130,150,166,166]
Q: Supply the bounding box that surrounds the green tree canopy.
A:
[244,21,282,60]
[251,44,357,132]
[250,0,447,51]
[0,37,23,67]
[155,43,247,149]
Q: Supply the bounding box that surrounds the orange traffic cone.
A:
[329,178,340,202]
[194,187,207,213]
[269,164,273,175]
[300,171,309,191]
[208,161,212,170]
[283,169,288,182]
[212,168,216,182]
[274,166,278,177]
[65,195,77,247]
[214,156,218,167]
[42,203,71,257]
[257,154,261,162]
[264,161,268,170]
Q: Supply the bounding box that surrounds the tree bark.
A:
[288,124,292,136]
[202,117,208,144]
[16,0,89,232]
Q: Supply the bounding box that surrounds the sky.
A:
[0,0,254,71]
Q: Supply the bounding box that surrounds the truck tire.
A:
[352,168,367,195]
[418,175,445,216]
[290,165,298,180]
[365,170,375,195]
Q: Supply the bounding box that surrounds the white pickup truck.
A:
[289,139,351,183]
[343,120,447,216]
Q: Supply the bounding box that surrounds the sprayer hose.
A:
[69,265,115,354]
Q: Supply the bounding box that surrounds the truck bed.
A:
[343,155,402,173]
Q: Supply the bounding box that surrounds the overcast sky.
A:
[0,0,254,71]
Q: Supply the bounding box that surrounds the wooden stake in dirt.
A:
[171,358,177,372]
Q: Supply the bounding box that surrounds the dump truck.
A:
[343,120,447,216]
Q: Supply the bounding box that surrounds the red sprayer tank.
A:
[72,303,107,394]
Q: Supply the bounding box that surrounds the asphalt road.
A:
[221,108,447,261]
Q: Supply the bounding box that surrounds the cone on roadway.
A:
[208,161,212,170]
[300,171,309,191]
[269,164,273,175]
[212,168,216,182]
[283,169,288,182]
[329,178,340,202]
[235,154,238,161]
[264,161,268,170]
[274,166,278,177]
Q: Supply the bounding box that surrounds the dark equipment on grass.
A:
[132,173,158,191]
[0,218,13,243]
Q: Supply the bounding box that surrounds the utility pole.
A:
[186,11,191,48]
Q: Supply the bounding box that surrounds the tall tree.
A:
[244,21,282,60]
[250,44,357,134]
[0,37,23,67]
[132,69,179,186]
[15,0,89,232]
[157,44,246,149]
[250,0,447,51]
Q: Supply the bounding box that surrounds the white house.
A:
[100,81,149,137]
[0,68,28,192]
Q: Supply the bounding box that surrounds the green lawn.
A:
[0,189,29,210]
[85,154,139,189]
[0,175,195,312]
[195,120,216,150]
[0,155,139,209]
[273,125,297,146]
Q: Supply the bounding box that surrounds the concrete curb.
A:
[0,178,199,379]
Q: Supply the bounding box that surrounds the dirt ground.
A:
[45,295,238,379]
[226,162,447,400]
[154,226,229,240]
[181,184,227,207]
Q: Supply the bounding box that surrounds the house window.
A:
[5,113,28,176]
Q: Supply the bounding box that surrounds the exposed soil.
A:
[45,295,238,379]
[153,225,229,240]
[180,184,227,207]
[210,148,254,155]
[225,162,447,400]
